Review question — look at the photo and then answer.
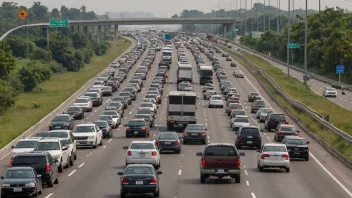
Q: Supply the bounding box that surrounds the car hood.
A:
[51,121,69,125]
[3,178,36,185]
[72,132,95,137]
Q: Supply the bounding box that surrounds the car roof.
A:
[235,115,248,118]
[263,143,286,147]
[76,123,96,127]
[17,138,40,142]
[54,114,69,117]
[279,124,294,127]
[94,120,109,123]
[38,138,60,143]
[126,164,154,168]
[131,141,154,144]
[241,126,259,129]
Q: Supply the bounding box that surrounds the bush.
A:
[0,80,17,112]
[30,47,52,61]
[50,62,66,73]
[6,36,35,58]
[94,41,110,56]
[18,67,38,92]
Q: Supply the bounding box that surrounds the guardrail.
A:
[216,37,352,91]
[0,36,135,160]
[215,43,352,144]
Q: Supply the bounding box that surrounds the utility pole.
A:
[264,0,266,32]
[276,0,279,34]
[256,0,259,36]
[319,0,321,13]
[304,0,308,84]
[251,0,253,33]
[245,0,247,35]
[292,0,294,65]
[287,0,291,77]
[236,0,238,41]
[269,0,271,31]
[240,0,242,36]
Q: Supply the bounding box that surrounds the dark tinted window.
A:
[15,141,38,148]
[271,114,286,121]
[36,132,49,137]
[130,143,154,149]
[205,146,237,156]
[254,100,265,106]
[13,156,46,165]
[286,139,307,145]
[240,128,260,135]
[280,126,295,131]
[48,132,69,138]
[128,121,145,127]
[169,96,182,104]
[183,96,196,104]
[126,166,154,175]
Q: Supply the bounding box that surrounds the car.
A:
[72,124,103,148]
[49,114,74,130]
[107,81,119,92]
[256,108,273,122]
[94,120,113,138]
[234,71,244,78]
[323,87,337,97]
[177,83,192,91]
[155,132,181,153]
[10,152,59,187]
[264,113,288,132]
[106,102,124,115]
[203,90,217,100]
[123,141,161,168]
[118,164,161,198]
[231,115,250,131]
[230,62,237,67]
[248,92,260,102]
[257,143,290,172]
[102,86,113,96]
[235,126,262,149]
[136,108,155,119]
[64,106,84,120]
[33,138,70,173]
[226,103,243,116]
[84,92,102,106]
[274,124,299,142]
[251,100,266,113]
[124,119,150,138]
[102,109,122,122]
[226,57,232,61]
[1,167,43,197]
[73,97,93,112]
[10,138,40,160]
[138,102,157,114]
[208,95,223,108]
[282,136,310,161]
[134,114,154,128]
[222,53,229,57]
[98,115,117,129]
[183,124,207,144]
[35,131,49,138]
[196,143,245,183]
[47,130,78,162]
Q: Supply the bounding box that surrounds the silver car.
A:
[256,108,273,122]
[123,141,161,169]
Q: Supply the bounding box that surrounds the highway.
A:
[230,44,352,111]
[0,35,352,198]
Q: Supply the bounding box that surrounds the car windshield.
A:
[212,96,222,100]
[125,166,154,175]
[251,93,259,96]
[36,132,49,137]
[240,128,260,135]
[103,111,117,116]
[74,126,95,133]
[137,109,151,114]
[281,126,295,131]
[130,143,154,149]
[85,93,97,98]
[48,132,68,138]
[255,101,265,105]
[232,111,245,116]
[15,141,38,149]
[262,109,272,113]
[140,103,153,108]
[99,116,112,121]
[271,114,286,121]
[229,104,241,109]
[263,146,287,152]
[35,142,60,151]
[134,115,150,121]
[75,98,88,103]
[103,87,111,90]
[128,121,145,127]
[186,125,204,130]
[60,139,70,146]
[109,103,122,107]
[234,117,249,123]
[286,139,307,145]
[5,170,35,178]
[326,87,335,91]
[159,133,178,139]
[67,107,80,112]
[205,146,237,156]
[52,116,69,122]
[94,122,109,128]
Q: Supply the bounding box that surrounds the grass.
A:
[219,45,352,161]
[0,38,132,148]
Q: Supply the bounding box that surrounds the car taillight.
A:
[279,131,283,134]
[142,127,147,131]
[261,153,270,159]
[238,136,243,140]
[201,132,206,136]
[126,127,130,131]
[127,151,132,156]
[175,141,179,145]
[285,121,289,124]
[10,160,13,167]
[282,154,289,160]
[122,177,129,184]
[152,151,157,156]
[184,132,188,136]
[156,141,160,145]
[150,177,157,184]
[235,158,241,168]
[45,164,51,172]
[295,133,299,136]
[258,136,261,140]
[201,158,206,167]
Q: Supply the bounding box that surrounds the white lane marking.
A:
[178,169,182,176]
[251,193,257,198]
[205,123,207,126]
[244,170,248,175]
[246,180,249,185]
[207,136,210,139]
[78,163,85,168]
[89,152,92,155]
[68,170,76,176]
[310,153,352,197]
[266,136,272,143]
[103,146,106,148]
[129,111,132,114]
[108,139,112,143]
[106,99,110,103]
[264,133,267,135]
[44,193,54,198]
[94,109,97,112]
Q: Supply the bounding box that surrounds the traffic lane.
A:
[219,53,352,196]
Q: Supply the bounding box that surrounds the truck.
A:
[196,143,245,183]
[199,65,213,85]
[177,63,193,84]
[162,49,172,64]
[167,91,197,130]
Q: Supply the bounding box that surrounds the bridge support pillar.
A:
[223,25,227,39]
[71,26,74,33]
[91,26,95,39]
[77,26,81,32]
[104,26,108,39]
[97,25,101,42]
[83,26,88,34]
[114,25,118,40]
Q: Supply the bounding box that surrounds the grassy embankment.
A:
[219,45,352,161]
[0,38,132,148]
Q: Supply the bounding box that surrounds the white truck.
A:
[177,63,193,84]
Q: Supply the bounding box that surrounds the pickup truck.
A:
[196,143,245,183]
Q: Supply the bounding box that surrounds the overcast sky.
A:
[12,0,352,17]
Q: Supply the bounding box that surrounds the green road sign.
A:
[49,19,69,27]
[288,43,300,48]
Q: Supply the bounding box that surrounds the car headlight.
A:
[53,154,61,160]
[88,135,95,139]
[12,152,18,157]
[25,183,36,187]
[1,184,10,187]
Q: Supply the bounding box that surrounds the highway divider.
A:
[215,43,352,169]
[0,36,135,160]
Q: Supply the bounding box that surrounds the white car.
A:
[256,108,273,122]
[323,87,337,97]
[123,141,161,169]
[102,110,121,126]
[72,124,103,148]
[257,143,290,172]
[73,97,92,112]
[34,138,70,173]
[139,102,157,113]
[11,138,40,160]
[47,130,78,163]
[231,115,250,131]
[209,95,224,108]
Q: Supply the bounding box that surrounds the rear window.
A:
[205,146,237,156]
[128,121,145,127]
[13,156,47,165]
[240,128,260,135]
[15,141,38,149]
[271,114,286,121]
[255,100,265,105]
[130,143,154,149]
[185,125,204,130]
[263,146,287,152]
[48,132,68,138]
[234,117,249,122]
[280,126,295,131]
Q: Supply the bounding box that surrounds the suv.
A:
[11,152,59,187]
[196,143,245,183]
[282,136,310,161]
[251,100,266,113]
[264,113,288,132]
[235,126,262,149]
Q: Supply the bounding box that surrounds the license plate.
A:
[13,188,22,192]
[165,142,171,144]
[294,152,300,155]
[136,181,143,185]
[271,156,281,160]
[139,153,145,157]
[55,126,60,128]
[134,131,139,134]
[247,136,253,138]
[191,133,198,136]
[247,141,252,144]
[217,169,224,173]
[78,141,86,145]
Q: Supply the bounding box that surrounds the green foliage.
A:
[18,67,38,92]
[0,80,17,112]
[94,41,110,56]
[5,36,35,58]
[30,47,51,61]
[0,41,16,79]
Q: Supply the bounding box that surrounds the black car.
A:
[98,115,114,128]
[264,113,288,131]
[1,167,42,197]
[94,120,113,138]
[235,126,262,149]
[119,92,133,105]
[274,124,299,142]
[112,97,128,109]
[49,114,74,130]
[282,136,310,161]
[124,119,150,138]
[107,81,119,92]
[134,114,154,127]
[156,132,181,153]
[11,152,59,187]
[183,124,207,144]
[251,100,266,113]
[118,164,162,198]
[248,92,260,102]
[106,102,124,115]
[64,106,84,120]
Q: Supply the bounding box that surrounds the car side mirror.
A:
[62,146,69,151]
[11,145,14,149]
[0,176,4,180]
[239,152,245,156]
[306,141,310,144]
[53,159,59,163]
[124,124,127,127]
[196,152,203,156]
[123,146,129,149]
[157,171,162,174]
[117,172,124,175]
[256,150,261,152]
[37,175,41,178]
[296,130,300,133]
[260,129,264,132]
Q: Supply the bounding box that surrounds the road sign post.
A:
[18,9,28,20]
[49,19,69,27]
[18,9,28,59]
[336,65,344,83]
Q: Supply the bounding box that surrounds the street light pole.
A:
[245,0,247,35]
[256,0,259,36]
[269,0,271,31]
[304,0,308,76]
[251,0,253,33]
[287,0,291,77]
[264,0,266,32]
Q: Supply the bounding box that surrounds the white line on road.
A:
[266,136,272,143]
[205,123,207,126]
[244,170,248,175]
[129,111,132,114]
[246,181,249,185]
[78,163,85,168]
[89,153,92,155]
[106,99,110,103]
[103,146,106,148]
[178,169,182,175]
[94,109,97,112]
[264,133,267,135]
[86,155,89,157]
[68,170,76,176]
[251,193,256,198]
[44,193,54,198]
[108,139,112,143]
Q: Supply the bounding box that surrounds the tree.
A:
[51,8,60,18]
[0,80,17,111]
[171,14,178,18]
[0,42,15,79]
[30,1,49,21]
[18,67,38,92]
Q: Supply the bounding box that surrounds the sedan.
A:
[118,164,161,198]
[183,124,207,144]
[257,143,290,172]
[124,119,150,138]
[209,95,224,108]
[155,132,181,153]
[94,120,113,138]
[274,124,299,142]
[123,141,160,168]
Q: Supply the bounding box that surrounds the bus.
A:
[199,65,213,85]
[167,91,197,130]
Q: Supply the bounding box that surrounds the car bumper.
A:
[102,131,111,137]
[201,168,241,176]
[1,187,36,196]
[158,145,180,151]
[126,130,147,137]
[260,160,290,168]
[325,93,337,97]
[237,140,261,147]
[76,140,95,146]
[126,158,159,166]
[288,151,309,158]
[184,136,206,142]
[121,185,157,193]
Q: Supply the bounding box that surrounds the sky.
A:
[11,0,352,17]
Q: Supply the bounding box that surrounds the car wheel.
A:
[120,191,126,198]
[47,178,54,187]
[65,157,70,168]
[234,175,241,183]
[70,155,74,166]
[93,139,97,149]
[259,166,264,172]
[154,188,160,197]
[200,173,206,183]
[286,167,290,173]
[58,162,63,173]
[32,188,38,197]
[100,137,103,146]
[305,156,309,161]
